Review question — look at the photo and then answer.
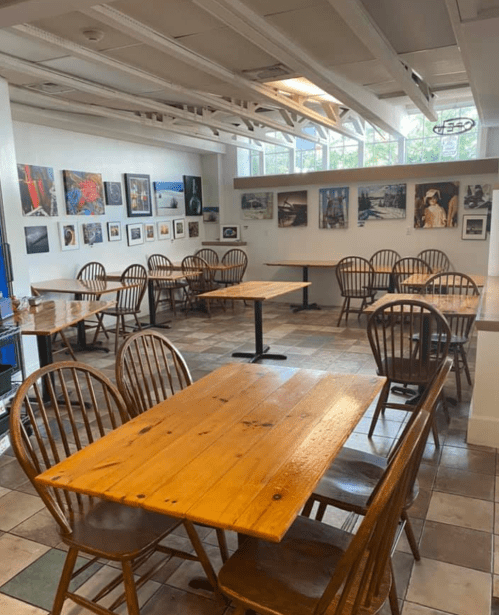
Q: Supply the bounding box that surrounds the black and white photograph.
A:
[358,184,406,223]
[104,181,123,206]
[241,192,273,220]
[173,218,185,238]
[188,221,199,238]
[464,183,492,231]
[127,223,144,246]
[82,222,104,246]
[277,191,307,227]
[58,222,79,251]
[319,187,348,229]
[183,175,203,216]
[414,182,459,229]
[24,225,49,254]
[462,214,487,240]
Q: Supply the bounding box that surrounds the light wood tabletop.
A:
[199,280,309,301]
[36,363,385,542]
[31,278,134,296]
[364,293,480,316]
[401,272,486,289]
[265,260,340,268]
[106,270,193,282]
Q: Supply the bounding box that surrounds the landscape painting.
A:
[18,164,58,217]
[241,192,273,219]
[358,184,406,223]
[319,187,348,229]
[153,181,184,216]
[414,181,459,229]
[277,191,307,227]
[63,170,105,215]
[203,207,219,223]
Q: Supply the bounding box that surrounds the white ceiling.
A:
[0,0,495,151]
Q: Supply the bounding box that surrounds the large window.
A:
[329,133,360,170]
[263,136,291,175]
[295,127,324,172]
[364,125,399,167]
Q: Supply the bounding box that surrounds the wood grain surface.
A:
[199,280,310,301]
[401,273,485,289]
[364,293,480,316]
[31,278,136,296]
[265,260,340,268]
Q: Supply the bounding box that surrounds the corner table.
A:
[199,281,310,362]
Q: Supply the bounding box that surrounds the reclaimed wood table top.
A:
[106,270,196,282]
[401,273,486,289]
[364,293,480,316]
[199,280,310,301]
[31,278,136,295]
[265,260,340,268]
[171,262,237,272]
[36,363,385,542]
[11,300,115,336]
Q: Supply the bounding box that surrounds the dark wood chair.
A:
[422,272,479,401]
[9,361,219,615]
[147,253,187,316]
[181,255,218,316]
[218,392,435,615]
[194,248,219,266]
[369,249,400,293]
[93,263,148,353]
[417,249,451,273]
[216,248,248,287]
[366,298,451,443]
[335,256,376,326]
[302,357,452,569]
[391,257,432,293]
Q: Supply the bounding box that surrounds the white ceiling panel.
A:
[240,0,321,15]
[0,67,46,86]
[0,28,66,61]
[400,46,465,81]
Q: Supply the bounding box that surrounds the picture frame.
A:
[157,220,171,240]
[462,214,487,240]
[153,181,184,216]
[107,221,122,242]
[127,223,144,246]
[188,220,199,238]
[82,222,104,246]
[63,170,105,215]
[221,224,240,241]
[124,173,153,217]
[58,222,79,250]
[104,181,123,206]
[173,218,185,239]
[144,222,155,241]
[24,225,49,254]
[183,175,203,216]
[18,164,58,216]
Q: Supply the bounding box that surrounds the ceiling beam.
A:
[456,0,479,20]
[0,0,99,28]
[190,0,406,137]
[325,0,437,121]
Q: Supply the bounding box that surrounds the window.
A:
[364,125,399,167]
[329,132,360,170]
[263,135,291,175]
[295,127,324,172]
[236,145,262,177]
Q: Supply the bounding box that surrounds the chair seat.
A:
[380,358,440,386]
[218,515,391,615]
[101,307,137,316]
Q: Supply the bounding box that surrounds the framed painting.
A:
[173,218,185,239]
[183,175,203,216]
[358,184,406,224]
[124,173,153,217]
[203,207,219,223]
[24,225,49,254]
[104,181,123,206]
[127,223,144,246]
[319,187,348,229]
[241,192,273,220]
[464,183,492,232]
[188,221,199,238]
[82,222,104,246]
[277,191,307,227]
[221,224,240,241]
[63,170,105,215]
[18,164,58,216]
[107,221,122,242]
[145,223,155,241]
[153,181,184,216]
[414,182,459,229]
[58,222,79,251]
[462,214,487,240]
[157,221,171,240]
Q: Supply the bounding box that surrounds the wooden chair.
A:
[417,249,451,273]
[302,357,452,569]
[391,257,432,293]
[147,253,187,316]
[194,248,219,266]
[335,256,376,326]
[9,361,220,615]
[218,392,434,615]
[366,299,451,443]
[93,263,148,353]
[181,255,218,316]
[216,248,248,287]
[422,272,479,401]
[369,249,400,293]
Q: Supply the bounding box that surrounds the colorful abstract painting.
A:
[18,164,58,216]
[153,181,184,216]
[63,170,105,215]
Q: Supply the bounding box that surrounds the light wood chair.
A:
[147,253,187,316]
[369,249,401,293]
[218,390,435,615]
[417,249,451,273]
[181,255,218,316]
[216,248,248,287]
[335,256,376,326]
[391,257,432,293]
[9,361,220,615]
[194,248,219,266]
[76,261,109,340]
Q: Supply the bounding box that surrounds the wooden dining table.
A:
[401,272,486,291]
[363,292,480,317]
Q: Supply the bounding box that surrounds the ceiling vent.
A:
[81,28,105,42]
[26,82,75,94]
[242,64,293,82]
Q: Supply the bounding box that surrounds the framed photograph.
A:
[241,192,273,220]
[173,218,185,239]
[18,164,58,216]
[58,222,79,250]
[63,170,105,215]
[144,222,155,241]
[183,175,203,216]
[104,181,123,206]
[107,221,122,242]
[127,223,144,246]
[124,173,153,217]
[464,183,492,232]
[203,206,219,223]
[221,224,240,241]
[462,214,487,240]
[82,222,104,246]
[153,181,184,216]
[24,225,49,254]
[358,184,406,224]
[157,220,171,240]
[277,191,308,227]
[319,187,348,229]
[188,221,199,238]
[414,181,459,229]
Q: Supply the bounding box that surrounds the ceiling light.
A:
[81,29,104,42]
[266,77,341,104]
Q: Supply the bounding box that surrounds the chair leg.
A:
[453,347,462,402]
[368,381,391,438]
[431,415,440,448]
[460,345,473,386]
[337,298,347,327]
[388,560,401,615]
[122,560,140,615]
[301,496,315,518]
[402,509,421,560]
[344,298,351,325]
[114,317,120,355]
[51,547,79,615]
[58,329,77,361]
[215,528,229,563]
[315,501,327,522]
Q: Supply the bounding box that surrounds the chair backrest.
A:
[423,272,479,340]
[182,255,213,293]
[9,361,129,535]
[335,256,375,298]
[194,248,219,266]
[76,261,106,301]
[367,298,451,386]
[392,257,432,292]
[148,254,173,289]
[220,248,248,284]
[369,249,400,290]
[418,249,451,273]
[117,263,148,312]
[116,330,192,416]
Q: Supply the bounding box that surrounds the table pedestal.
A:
[290,266,321,313]
[232,301,287,363]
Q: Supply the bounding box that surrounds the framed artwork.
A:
[18,164,58,216]
[173,218,185,239]
[104,181,123,206]
[319,187,348,229]
[63,170,105,215]
[153,181,184,216]
[24,225,49,254]
[127,223,144,246]
[241,192,273,220]
[107,221,122,242]
[462,214,487,240]
[188,221,199,238]
[157,221,171,240]
[464,183,492,232]
[414,182,459,229]
[358,184,406,223]
[221,224,240,241]
[144,223,155,241]
[82,222,103,246]
[183,175,203,216]
[277,191,307,227]
[203,207,219,223]
[124,173,153,217]
[58,222,79,251]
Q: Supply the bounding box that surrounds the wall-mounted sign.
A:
[433,117,475,136]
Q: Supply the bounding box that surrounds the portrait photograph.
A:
[414,182,459,229]
[58,222,79,251]
[319,187,348,229]
[124,173,152,217]
[277,191,307,227]
[241,192,273,220]
[63,170,105,215]
[18,164,58,217]
[183,175,203,216]
[358,184,406,223]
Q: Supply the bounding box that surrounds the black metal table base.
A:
[232,347,287,364]
[291,302,321,313]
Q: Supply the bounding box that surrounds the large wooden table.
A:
[36,363,385,543]
[401,272,486,291]
[199,281,310,362]
[265,260,340,312]
[364,292,480,317]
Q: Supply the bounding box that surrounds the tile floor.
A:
[0,301,496,615]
